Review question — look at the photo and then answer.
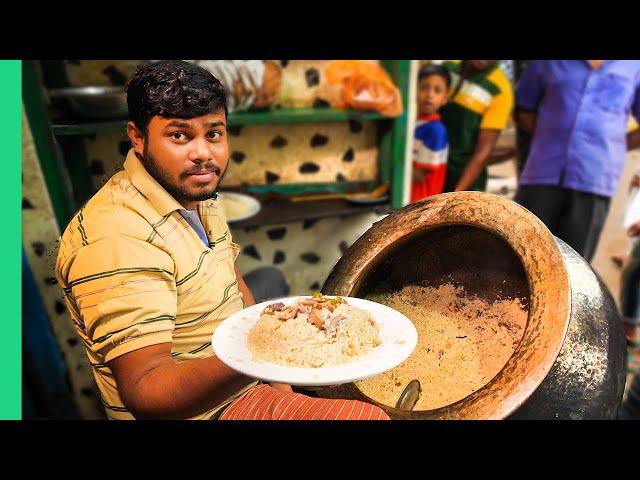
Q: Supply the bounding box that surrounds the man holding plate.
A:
[55,60,389,420]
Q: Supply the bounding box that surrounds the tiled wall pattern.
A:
[83,119,379,194]
[219,120,378,186]
[232,213,384,296]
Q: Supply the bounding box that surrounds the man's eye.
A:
[171,132,187,140]
[208,131,222,140]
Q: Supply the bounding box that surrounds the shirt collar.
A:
[123,148,186,217]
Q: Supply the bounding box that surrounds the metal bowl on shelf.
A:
[49,86,128,120]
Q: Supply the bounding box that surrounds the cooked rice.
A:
[247,300,382,368]
[358,284,527,410]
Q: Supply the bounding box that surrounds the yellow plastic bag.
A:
[324,61,403,117]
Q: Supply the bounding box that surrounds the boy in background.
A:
[411,64,450,202]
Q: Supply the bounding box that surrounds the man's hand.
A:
[486,145,517,165]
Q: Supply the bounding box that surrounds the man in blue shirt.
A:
[514,60,640,261]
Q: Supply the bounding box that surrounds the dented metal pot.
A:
[320,192,626,419]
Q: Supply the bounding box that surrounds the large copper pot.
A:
[321,192,626,419]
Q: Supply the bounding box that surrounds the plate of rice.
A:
[217,192,261,223]
[211,293,417,386]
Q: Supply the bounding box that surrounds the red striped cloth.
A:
[219,384,390,420]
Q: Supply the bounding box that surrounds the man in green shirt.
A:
[440,60,514,192]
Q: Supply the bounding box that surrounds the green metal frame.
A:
[245,181,377,196]
[382,60,411,209]
[22,61,75,230]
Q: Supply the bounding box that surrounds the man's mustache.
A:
[181,162,222,179]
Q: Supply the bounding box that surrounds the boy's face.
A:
[417,75,449,116]
[129,109,229,210]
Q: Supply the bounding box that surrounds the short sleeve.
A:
[59,235,177,362]
[481,73,514,130]
[414,121,448,168]
[227,226,241,261]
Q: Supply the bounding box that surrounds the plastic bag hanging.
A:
[324,61,403,117]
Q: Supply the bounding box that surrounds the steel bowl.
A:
[49,86,128,120]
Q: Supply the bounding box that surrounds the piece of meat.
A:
[308,309,325,330]
[323,302,336,312]
[273,306,297,321]
[324,315,344,336]
[298,305,310,314]
[266,302,285,312]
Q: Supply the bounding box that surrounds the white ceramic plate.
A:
[212,296,418,386]
[218,192,261,223]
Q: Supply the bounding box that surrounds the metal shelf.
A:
[228,197,391,229]
[51,108,388,136]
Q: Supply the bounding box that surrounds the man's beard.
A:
[140,145,226,204]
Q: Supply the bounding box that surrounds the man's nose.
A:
[188,138,211,164]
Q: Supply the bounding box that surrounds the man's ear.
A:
[127,121,145,157]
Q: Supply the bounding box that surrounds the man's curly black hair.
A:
[127,60,228,135]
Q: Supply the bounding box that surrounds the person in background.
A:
[619,167,640,376]
[618,371,640,419]
[55,60,390,421]
[620,233,640,374]
[411,64,450,202]
[513,60,532,176]
[439,60,514,192]
[514,60,640,263]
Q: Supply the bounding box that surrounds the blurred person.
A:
[411,64,450,202]
[513,60,532,175]
[514,60,640,262]
[618,370,640,419]
[440,60,515,192]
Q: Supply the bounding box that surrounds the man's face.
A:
[417,75,449,116]
[136,110,229,209]
[469,60,497,71]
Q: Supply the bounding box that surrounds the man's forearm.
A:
[455,129,500,191]
[628,129,640,151]
[123,354,255,419]
[455,153,490,191]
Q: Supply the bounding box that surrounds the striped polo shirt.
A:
[440,61,514,191]
[55,149,255,420]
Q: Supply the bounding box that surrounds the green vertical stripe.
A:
[2,61,21,419]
